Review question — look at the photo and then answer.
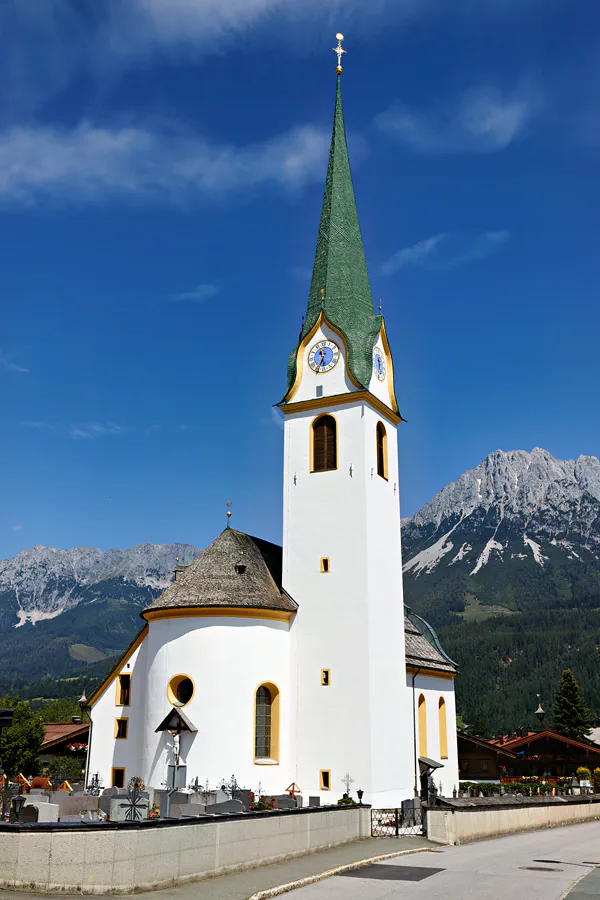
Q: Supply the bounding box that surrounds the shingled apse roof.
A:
[144,528,297,615]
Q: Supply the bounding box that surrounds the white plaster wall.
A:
[408,673,459,798]
[283,396,412,806]
[88,638,147,789]
[139,616,294,793]
[0,806,371,893]
[291,320,358,403]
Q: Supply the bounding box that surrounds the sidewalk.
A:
[143,836,433,900]
[0,836,433,900]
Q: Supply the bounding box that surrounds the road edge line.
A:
[248,846,433,899]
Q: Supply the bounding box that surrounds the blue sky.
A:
[2,0,600,558]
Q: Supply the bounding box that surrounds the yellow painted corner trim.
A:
[279,390,402,426]
[406,664,455,681]
[286,311,363,402]
[89,625,148,709]
[378,320,399,414]
[144,606,294,623]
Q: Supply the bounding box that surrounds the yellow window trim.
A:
[320,557,330,573]
[376,420,388,481]
[418,694,428,759]
[320,769,331,790]
[310,413,339,473]
[167,674,195,708]
[439,696,449,759]
[114,717,129,740]
[111,767,126,788]
[321,669,330,686]
[253,681,280,765]
[115,672,131,708]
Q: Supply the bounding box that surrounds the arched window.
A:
[254,682,280,762]
[439,697,448,759]
[376,421,388,479]
[418,694,427,758]
[312,415,337,472]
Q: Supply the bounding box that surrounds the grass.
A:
[68,643,108,663]
[457,592,516,621]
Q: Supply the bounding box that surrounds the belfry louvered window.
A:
[312,415,337,472]
[255,686,272,758]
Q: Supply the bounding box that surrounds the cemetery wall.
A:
[0,804,370,894]
[427,795,600,845]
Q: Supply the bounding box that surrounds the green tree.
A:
[38,698,82,723]
[552,669,595,740]
[47,755,85,784]
[0,695,44,777]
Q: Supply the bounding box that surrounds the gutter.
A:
[411,666,421,797]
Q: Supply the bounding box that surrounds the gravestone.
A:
[23,800,59,822]
[99,786,119,817]
[271,795,297,810]
[233,789,254,810]
[210,798,245,815]
[171,802,206,818]
[110,791,150,822]
[13,805,39,824]
[154,790,189,819]
[308,796,321,807]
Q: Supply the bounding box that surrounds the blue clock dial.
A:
[308,340,340,373]
[373,347,386,380]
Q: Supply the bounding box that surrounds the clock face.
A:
[308,340,340,373]
[373,347,386,381]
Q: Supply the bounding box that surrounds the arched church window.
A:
[439,697,448,759]
[418,694,428,758]
[312,415,337,472]
[376,421,387,480]
[254,682,280,762]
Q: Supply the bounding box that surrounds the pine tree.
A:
[552,669,595,741]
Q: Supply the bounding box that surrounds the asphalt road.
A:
[288,821,600,900]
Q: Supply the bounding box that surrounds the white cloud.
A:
[168,283,220,303]
[69,422,123,439]
[11,524,23,532]
[375,85,539,154]
[381,231,509,275]
[0,121,329,205]
[0,349,29,373]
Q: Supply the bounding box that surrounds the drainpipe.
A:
[411,667,421,798]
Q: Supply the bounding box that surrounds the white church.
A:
[87,43,459,807]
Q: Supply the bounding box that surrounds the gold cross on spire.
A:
[333,33,346,74]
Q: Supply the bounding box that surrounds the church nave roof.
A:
[143,527,297,616]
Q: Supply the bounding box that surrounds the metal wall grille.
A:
[371,807,424,837]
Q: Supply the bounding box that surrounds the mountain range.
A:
[2,447,600,733]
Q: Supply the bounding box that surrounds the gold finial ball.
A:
[336,32,344,41]
[336,65,343,74]
[227,510,232,518]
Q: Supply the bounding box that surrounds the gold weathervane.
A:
[333,33,346,74]
[226,500,232,527]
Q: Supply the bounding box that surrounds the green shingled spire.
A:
[284,75,382,396]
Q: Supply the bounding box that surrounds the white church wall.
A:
[87,636,148,789]
[290,319,358,403]
[408,672,460,798]
[362,403,414,803]
[283,397,413,805]
[141,615,294,793]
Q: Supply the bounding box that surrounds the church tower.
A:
[279,41,414,806]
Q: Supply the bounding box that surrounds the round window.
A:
[167,674,194,707]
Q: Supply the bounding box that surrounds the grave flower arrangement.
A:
[248,792,278,811]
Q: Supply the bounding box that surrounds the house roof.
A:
[144,528,298,616]
[404,616,457,674]
[283,75,391,404]
[41,722,89,750]
[490,729,600,755]
[457,732,518,759]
